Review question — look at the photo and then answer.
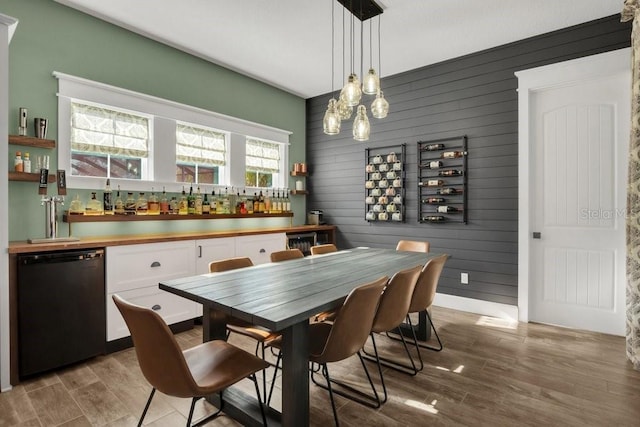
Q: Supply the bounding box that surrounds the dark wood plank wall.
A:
[305,15,631,306]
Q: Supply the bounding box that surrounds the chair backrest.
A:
[209,256,253,273]
[396,240,430,253]
[270,248,304,262]
[310,244,338,256]
[371,265,422,333]
[112,295,196,398]
[316,276,387,363]
[408,254,448,313]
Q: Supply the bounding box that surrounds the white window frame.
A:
[54,72,291,193]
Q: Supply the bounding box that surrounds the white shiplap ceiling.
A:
[55,0,623,99]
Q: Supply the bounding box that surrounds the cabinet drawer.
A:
[235,233,287,265]
[107,241,195,293]
[107,286,198,341]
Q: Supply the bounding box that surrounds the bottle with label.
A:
[422,143,445,151]
[103,179,113,215]
[148,188,160,215]
[425,160,442,169]
[264,190,272,213]
[437,188,458,195]
[422,215,446,222]
[222,187,231,214]
[437,205,458,213]
[179,187,189,215]
[253,193,259,213]
[170,196,179,214]
[85,192,103,216]
[69,194,85,215]
[160,187,169,214]
[23,152,31,173]
[258,190,266,213]
[424,197,445,204]
[210,190,218,214]
[284,190,291,212]
[187,185,195,214]
[136,192,148,215]
[114,185,125,214]
[125,192,137,215]
[246,192,254,214]
[273,190,281,213]
[202,192,210,214]
[438,169,463,177]
[14,151,23,172]
[194,186,203,215]
[419,179,443,187]
[442,151,465,159]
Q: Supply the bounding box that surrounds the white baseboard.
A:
[433,293,519,320]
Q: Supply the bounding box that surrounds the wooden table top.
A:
[160,247,437,331]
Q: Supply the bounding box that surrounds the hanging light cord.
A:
[369,17,373,68]
[331,0,334,94]
[378,15,382,78]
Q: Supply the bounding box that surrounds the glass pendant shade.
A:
[340,73,362,107]
[336,96,353,120]
[371,90,389,119]
[353,105,370,141]
[323,98,341,135]
[362,68,380,95]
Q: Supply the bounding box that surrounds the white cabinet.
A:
[236,233,287,265]
[106,241,197,341]
[195,237,236,274]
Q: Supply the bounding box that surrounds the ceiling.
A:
[55,0,622,99]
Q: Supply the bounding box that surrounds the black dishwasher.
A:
[18,249,106,378]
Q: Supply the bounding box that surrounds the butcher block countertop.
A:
[8,224,336,254]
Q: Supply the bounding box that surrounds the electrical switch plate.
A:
[461,272,469,284]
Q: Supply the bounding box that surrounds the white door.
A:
[530,70,629,336]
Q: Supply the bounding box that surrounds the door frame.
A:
[515,48,631,323]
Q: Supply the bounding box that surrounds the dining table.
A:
[159,247,439,427]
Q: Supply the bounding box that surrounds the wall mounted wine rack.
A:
[365,144,406,223]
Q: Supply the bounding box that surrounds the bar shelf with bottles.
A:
[365,144,406,223]
[417,136,468,224]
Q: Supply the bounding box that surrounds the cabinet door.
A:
[195,237,236,274]
[236,233,287,265]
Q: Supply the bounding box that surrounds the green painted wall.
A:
[1,0,306,241]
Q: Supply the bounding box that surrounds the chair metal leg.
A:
[386,310,444,352]
[363,324,422,375]
[250,374,268,426]
[368,333,388,404]
[321,364,341,427]
[190,392,223,427]
[137,387,155,427]
[267,350,282,407]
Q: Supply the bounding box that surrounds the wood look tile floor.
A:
[2,307,639,426]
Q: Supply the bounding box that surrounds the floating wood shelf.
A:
[290,171,308,177]
[63,211,293,223]
[8,171,56,183]
[8,135,56,149]
[289,190,308,195]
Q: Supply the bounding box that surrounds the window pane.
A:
[71,153,108,178]
[197,166,218,185]
[176,164,196,183]
[258,172,273,188]
[245,171,257,187]
[111,157,142,180]
[176,123,226,167]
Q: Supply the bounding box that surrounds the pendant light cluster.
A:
[323,0,388,141]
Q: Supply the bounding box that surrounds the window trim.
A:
[54,72,291,192]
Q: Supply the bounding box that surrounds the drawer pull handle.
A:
[259,248,266,253]
[151,304,161,311]
[150,261,161,268]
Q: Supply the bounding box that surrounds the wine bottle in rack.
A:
[437,205,458,213]
[422,160,443,169]
[423,197,445,204]
[421,143,445,151]
[442,151,465,159]
[419,179,444,187]
[422,215,446,222]
[437,188,458,195]
[438,169,463,176]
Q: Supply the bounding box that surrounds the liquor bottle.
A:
[202,192,210,214]
[253,193,259,213]
[136,192,148,215]
[23,152,31,173]
[221,187,231,214]
[187,185,195,214]
[273,190,281,213]
[178,187,189,215]
[14,151,23,172]
[437,188,458,195]
[114,185,125,215]
[103,178,114,215]
[422,215,446,222]
[442,151,465,159]
[424,197,445,204]
[264,190,272,213]
[85,192,103,215]
[422,143,445,151]
[210,190,218,214]
[148,188,160,215]
[160,187,169,214]
[124,192,137,215]
[419,179,443,187]
[425,160,442,169]
[437,206,458,213]
[194,186,203,215]
[241,189,249,214]
[438,169,463,177]
[258,190,266,213]
[246,191,254,214]
[170,196,179,214]
[284,190,291,212]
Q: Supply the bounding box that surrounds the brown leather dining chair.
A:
[396,239,430,253]
[310,243,338,255]
[112,294,269,427]
[270,248,304,262]
[386,254,449,372]
[361,265,423,401]
[208,256,280,402]
[267,276,388,426]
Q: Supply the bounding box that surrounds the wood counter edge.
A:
[8,224,337,254]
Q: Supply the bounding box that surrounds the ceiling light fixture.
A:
[324,0,387,141]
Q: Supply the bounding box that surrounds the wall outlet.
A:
[461,272,469,284]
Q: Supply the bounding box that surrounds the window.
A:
[70,102,150,179]
[176,123,226,185]
[245,138,282,188]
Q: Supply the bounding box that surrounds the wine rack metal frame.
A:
[365,144,406,223]
[417,136,468,224]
